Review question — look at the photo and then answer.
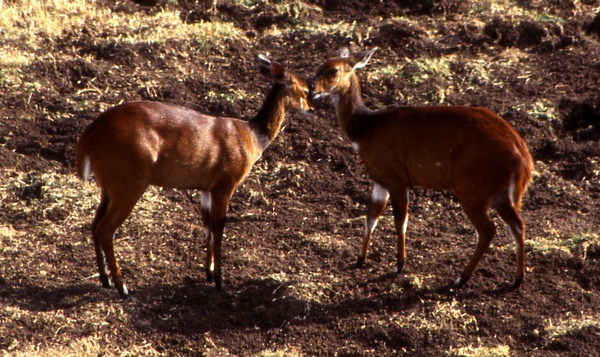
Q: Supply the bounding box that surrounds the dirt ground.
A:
[1,0,600,356]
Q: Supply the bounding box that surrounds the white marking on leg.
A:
[82,156,92,182]
[365,216,379,237]
[402,188,410,235]
[364,184,390,236]
[507,225,523,258]
[372,183,390,204]
[515,226,522,236]
[201,191,212,212]
[351,142,359,152]
[508,173,516,205]
[208,237,215,273]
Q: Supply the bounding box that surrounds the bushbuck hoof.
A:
[117,284,129,299]
[99,274,113,289]
[355,256,365,268]
[206,266,215,283]
[494,279,521,293]
[451,275,469,289]
[214,277,224,291]
[436,280,460,294]
[394,262,405,275]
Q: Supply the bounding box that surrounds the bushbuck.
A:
[309,48,532,290]
[76,55,312,297]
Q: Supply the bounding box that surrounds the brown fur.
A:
[76,56,312,297]
[310,48,533,290]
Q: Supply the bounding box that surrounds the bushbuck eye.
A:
[326,68,339,76]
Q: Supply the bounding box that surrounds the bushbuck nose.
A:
[308,81,315,97]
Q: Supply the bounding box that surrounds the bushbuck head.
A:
[309,47,378,101]
[258,54,314,113]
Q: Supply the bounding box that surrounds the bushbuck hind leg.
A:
[206,191,231,290]
[356,184,390,267]
[390,189,409,275]
[199,191,214,282]
[92,186,147,298]
[453,203,496,289]
[495,199,526,290]
[91,189,112,288]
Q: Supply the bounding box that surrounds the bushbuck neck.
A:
[311,49,377,142]
[334,75,373,141]
[250,60,310,150]
[249,82,291,150]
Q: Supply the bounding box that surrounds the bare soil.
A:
[1,0,599,356]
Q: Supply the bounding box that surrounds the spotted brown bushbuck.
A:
[76,55,312,297]
[309,48,533,290]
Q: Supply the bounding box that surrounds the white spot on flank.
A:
[371,184,390,204]
[434,162,442,167]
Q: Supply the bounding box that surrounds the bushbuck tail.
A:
[76,55,312,297]
[309,48,533,290]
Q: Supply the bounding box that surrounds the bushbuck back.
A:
[309,48,533,290]
[76,55,312,297]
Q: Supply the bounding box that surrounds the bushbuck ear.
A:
[258,54,289,83]
[336,47,351,58]
[258,54,273,78]
[353,48,378,71]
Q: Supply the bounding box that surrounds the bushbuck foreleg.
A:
[495,200,526,290]
[91,189,112,288]
[92,186,146,298]
[390,189,409,275]
[453,204,496,288]
[207,191,231,290]
[356,184,390,267]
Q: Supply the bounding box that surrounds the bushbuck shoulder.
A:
[76,55,312,297]
[309,48,533,290]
